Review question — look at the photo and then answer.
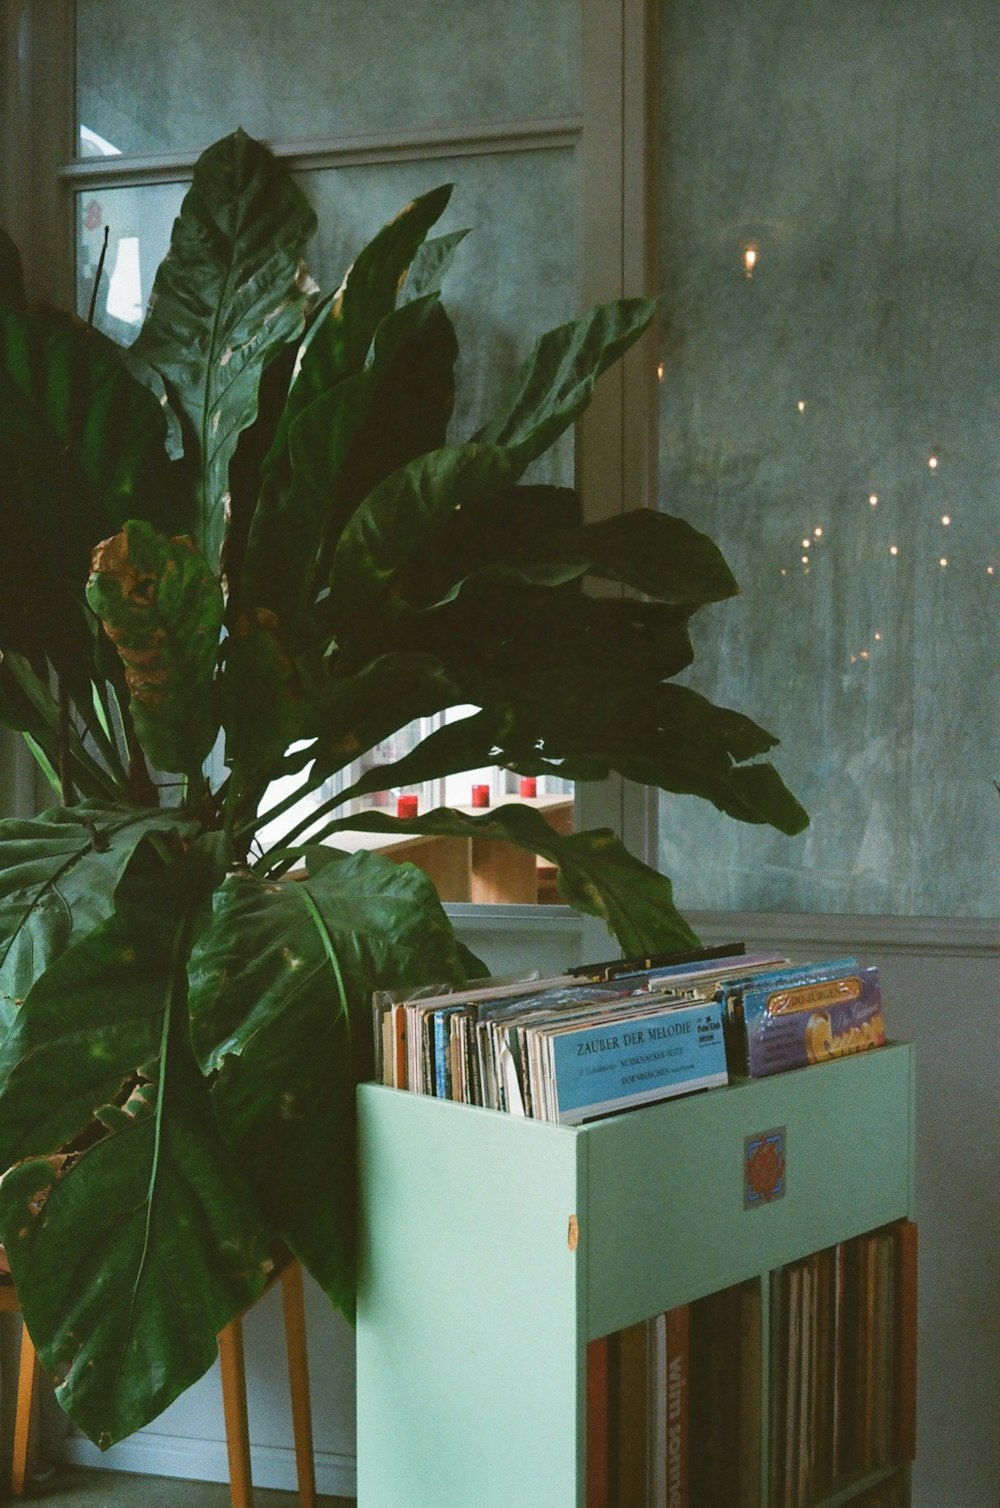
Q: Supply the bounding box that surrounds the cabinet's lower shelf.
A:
[356,1042,915,1508]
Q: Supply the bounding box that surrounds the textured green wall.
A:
[658,0,1000,916]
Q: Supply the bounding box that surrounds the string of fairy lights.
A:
[656,237,997,675]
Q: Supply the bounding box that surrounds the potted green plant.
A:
[0,130,806,1449]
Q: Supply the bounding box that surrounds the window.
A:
[6,0,605,906]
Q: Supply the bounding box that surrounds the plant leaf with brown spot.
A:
[86,520,223,778]
[0,304,189,688]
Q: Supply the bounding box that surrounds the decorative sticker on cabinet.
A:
[744,1125,786,1208]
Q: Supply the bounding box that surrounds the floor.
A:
[12,1466,355,1507]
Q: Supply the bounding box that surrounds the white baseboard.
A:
[58,1431,357,1498]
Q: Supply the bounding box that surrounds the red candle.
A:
[471,784,491,808]
[396,794,418,818]
[519,776,537,798]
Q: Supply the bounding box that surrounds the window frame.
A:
[5,0,992,951]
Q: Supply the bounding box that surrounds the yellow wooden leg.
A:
[280,1262,317,1508]
[11,1320,40,1497]
[218,1317,254,1508]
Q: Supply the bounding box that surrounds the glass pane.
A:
[657,0,1000,917]
[75,0,580,157]
[78,150,578,479]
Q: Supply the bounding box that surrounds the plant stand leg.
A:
[11,1321,40,1497]
[280,1262,317,1508]
[218,1317,254,1508]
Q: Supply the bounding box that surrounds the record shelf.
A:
[356,1040,916,1508]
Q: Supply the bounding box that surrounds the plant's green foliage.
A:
[477,297,656,469]
[319,807,699,956]
[326,294,458,543]
[0,805,200,1039]
[131,129,317,572]
[240,368,372,635]
[508,510,738,605]
[401,227,470,303]
[333,669,806,837]
[0,838,269,1447]
[299,651,461,787]
[220,609,306,786]
[395,483,582,607]
[0,653,122,801]
[266,183,452,462]
[0,228,26,309]
[241,290,458,645]
[86,521,224,778]
[397,504,737,614]
[187,850,467,1310]
[0,130,810,1450]
[327,442,516,634]
[0,306,187,682]
[403,588,696,683]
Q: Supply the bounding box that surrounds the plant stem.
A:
[232,760,340,845]
[87,228,110,327]
[252,780,352,856]
[57,676,74,805]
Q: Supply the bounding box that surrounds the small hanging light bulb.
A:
[743,244,758,277]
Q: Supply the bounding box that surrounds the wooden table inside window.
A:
[326,796,573,904]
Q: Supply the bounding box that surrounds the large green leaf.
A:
[394,483,582,609]
[266,184,452,464]
[241,292,457,643]
[320,807,700,957]
[188,849,468,1310]
[324,295,458,544]
[401,227,470,303]
[398,506,737,615]
[300,650,461,785]
[220,609,306,786]
[476,298,657,469]
[327,442,516,634]
[0,804,199,1038]
[510,510,738,606]
[131,130,317,572]
[86,521,224,778]
[328,663,807,838]
[240,369,372,633]
[0,838,270,1447]
[232,649,462,847]
[403,589,696,683]
[0,305,188,678]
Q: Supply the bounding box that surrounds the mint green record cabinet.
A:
[356,1040,916,1508]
